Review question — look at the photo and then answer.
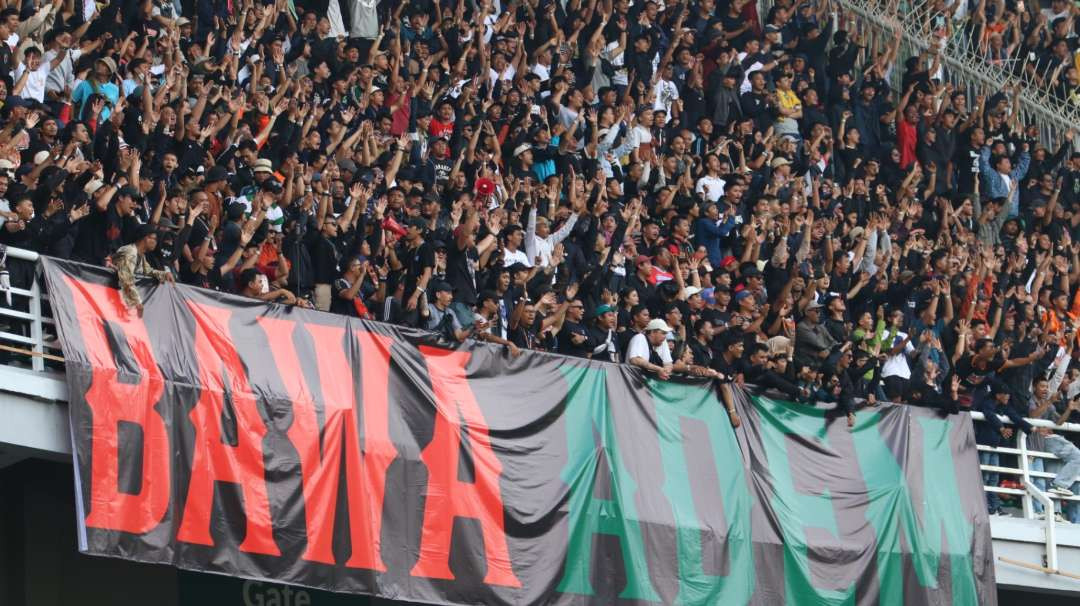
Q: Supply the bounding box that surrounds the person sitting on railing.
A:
[1028,376,1077,520]
[1033,397,1080,521]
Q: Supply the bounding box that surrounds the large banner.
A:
[42,258,996,605]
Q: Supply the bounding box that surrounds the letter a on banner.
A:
[176,301,280,556]
[557,367,660,602]
[64,276,170,534]
[259,318,396,570]
[411,347,521,588]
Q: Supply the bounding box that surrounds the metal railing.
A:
[971,410,1080,518]
[0,246,61,373]
[971,410,1080,578]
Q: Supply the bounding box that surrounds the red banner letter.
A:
[411,347,521,588]
[176,301,279,556]
[259,319,395,569]
[64,276,169,534]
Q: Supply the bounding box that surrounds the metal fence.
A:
[759,0,1079,150]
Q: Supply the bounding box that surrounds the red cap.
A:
[720,255,738,268]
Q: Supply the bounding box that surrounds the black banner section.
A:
[42,257,997,605]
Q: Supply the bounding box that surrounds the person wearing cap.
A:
[627,254,658,303]
[310,209,350,312]
[200,165,231,221]
[111,224,174,315]
[626,318,675,379]
[252,158,275,185]
[740,264,766,302]
[71,56,119,122]
[421,280,474,342]
[794,299,840,371]
[399,216,436,320]
[588,303,619,363]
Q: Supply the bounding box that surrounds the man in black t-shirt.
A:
[310,216,343,311]
[713,333,747,382]
[689,318,716,368]
[447,217,497,307]
[398,217,435,324]
[557,298,593,358]
[330,256,369,317]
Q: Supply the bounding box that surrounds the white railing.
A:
[971,410,1080,578]
[0,246,60,373]
[971,410,1080,518]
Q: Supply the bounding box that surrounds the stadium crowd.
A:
[0,0,1078,518]
[952,0,1080,107]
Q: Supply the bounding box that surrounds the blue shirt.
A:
[71,80,119,121]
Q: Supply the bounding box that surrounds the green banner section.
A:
[648,379,754,606]
[754,396,855,606]
[557,366,659,601]
[751,395,983,605]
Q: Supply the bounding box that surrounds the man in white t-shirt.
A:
[652,64,679,123]
[695,173,726,202]
[488,52,516,88]
[531,48,553,82]
[632,107,655,163]
[880,308,915,400]
[627,319,674,379]
[500,224,531,267]
[13,46,53,102]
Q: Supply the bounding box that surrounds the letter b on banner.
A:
[64,276,170,535]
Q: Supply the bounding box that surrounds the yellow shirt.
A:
[776,88,800,112]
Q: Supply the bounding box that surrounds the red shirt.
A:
[429,118,454,138]
[897,118,917,169]
[386,92,412,136]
